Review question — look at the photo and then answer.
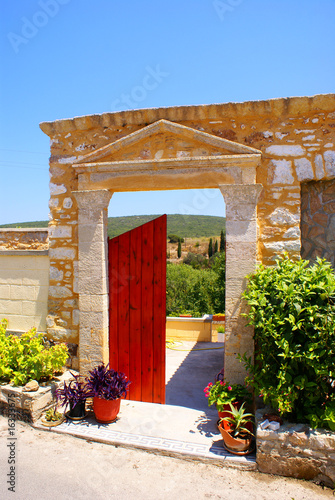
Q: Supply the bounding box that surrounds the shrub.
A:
[240,255,335,430]
[168,234,184,243]
[0,319,68,386]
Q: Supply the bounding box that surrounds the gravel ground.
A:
[0,416,333,500]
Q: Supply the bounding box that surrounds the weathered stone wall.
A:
[39,94,335,348]
[0,228,48,251]
[256,410,335,488]
[301,178,335,267]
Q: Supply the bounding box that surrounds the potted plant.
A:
[55,373,90,420]
[86,363,130,424]
[218,402,255,455]
[212,313,225,322]
[204,380,251,419]
[41,407,65,427]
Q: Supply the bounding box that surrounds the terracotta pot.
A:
[218,422,253,453]
[217,401,242,420]
[213,314,225,322]
[93,397,121,423]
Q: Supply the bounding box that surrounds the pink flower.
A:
[220,381,224,385]
[205,393,209,398]
[208,383,213,387]
[227,386,232,391]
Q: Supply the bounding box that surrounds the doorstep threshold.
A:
[33,414,256,470]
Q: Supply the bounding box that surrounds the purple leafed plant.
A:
[56,372,91,410]
[86,363,130,400]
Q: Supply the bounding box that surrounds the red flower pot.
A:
[218,423,253,454]
[93,397,121,423]
[217,401,242,420]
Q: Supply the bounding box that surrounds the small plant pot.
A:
[217,401,242,420]
[93,397,121,423]
[213,314,225,322]
[218,422,254,455]
[66,401,87,421]
[41,414,65,427]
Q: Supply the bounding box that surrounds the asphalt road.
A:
[0,416,333,500]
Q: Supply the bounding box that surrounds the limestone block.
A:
[294,158,314,181]
[49,266,63,281]
[225,220,258,242]
[0,285,11,299]
[315,154,325,179]
[265,145,305,156]
[49,182,67,195]
[225,241,257,261]
[79,293,108,313]
[257,450,322,480]
[283,227,300,239]
[268,207,299,226]
[49,225,72,238]
[268,159,294,184]
[78,276,108,295]
[10,285,37,301]
[48,285,72,298]
[49,198,59,208]
[49,247,76,260]
[63,197,73,209]
[324,150,335,177]
[263,240,301,252]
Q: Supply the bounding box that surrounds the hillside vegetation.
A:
[0,214,226,239]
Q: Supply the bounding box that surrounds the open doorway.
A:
[107,189,226,412]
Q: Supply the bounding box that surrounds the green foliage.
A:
[240,255,335,430]
[183,252,208,269]
[168,234,184,243]
[223,403,254,438]
[44,408,63,422]
[177,240,182,258]
[1,215,226,240]
[220,229,225,253]
[166,252,225,316]
[208,238,213,258]
[0,320,68,386]
[204,381,251,411]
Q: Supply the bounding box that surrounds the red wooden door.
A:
[108,215,166,403]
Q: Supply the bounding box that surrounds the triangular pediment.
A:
[73,119,261,165]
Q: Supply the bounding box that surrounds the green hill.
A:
[0,214,226,239]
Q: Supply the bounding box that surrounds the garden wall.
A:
[256,409,335,488]
[0,229,49,333]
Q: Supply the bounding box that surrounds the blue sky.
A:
[0,0,334,225]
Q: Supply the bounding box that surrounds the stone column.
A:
[219,184,263,384]
[73,189,112,375]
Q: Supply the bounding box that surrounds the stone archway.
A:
[71,119,262,383]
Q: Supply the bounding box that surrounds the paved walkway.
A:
[34,341,256,469]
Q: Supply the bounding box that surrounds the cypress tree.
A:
[177,240,181,258]
[208,238,213,258]
[220,229,225,253]
[214,240,218,254]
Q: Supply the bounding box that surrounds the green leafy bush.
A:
[240,255,335,430]
[0,319,68,386]
[166,252,225,317]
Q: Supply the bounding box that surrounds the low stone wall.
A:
[166,316,219,342]
[256,409,335,488]
[0,228,48,251]
[0,371,73,423]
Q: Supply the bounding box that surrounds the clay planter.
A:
[218,422,253,454]
[212,314,225,322]
[93,397,121,423]
[217,401,242,420]
[41,413,65,427]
